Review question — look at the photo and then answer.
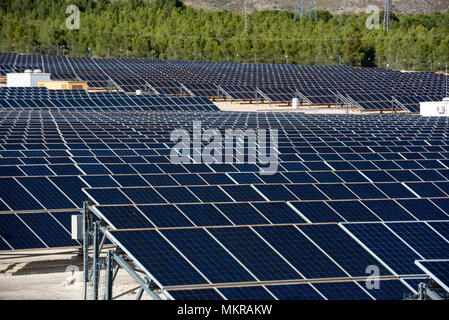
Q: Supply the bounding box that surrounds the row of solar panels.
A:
[1,109,448,299]
[2,167,449,211]
[101,220,447,299]
[2,53,447,97]
[0,95,218,111]
[0,210,425,300]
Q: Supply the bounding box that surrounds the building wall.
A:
[38,81,88,91]
[420,101,449,116]
[7,73,51,87]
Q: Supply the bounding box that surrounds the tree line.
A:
[0,0,448,71]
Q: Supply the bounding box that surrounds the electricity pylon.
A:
[384,0,391,32]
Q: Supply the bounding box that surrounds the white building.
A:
[420,98,449,117]
[7,70,51,87]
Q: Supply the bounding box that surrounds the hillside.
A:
[1,0,449,71]
[186,0,449,14]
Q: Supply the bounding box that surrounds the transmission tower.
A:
[309,0,317,22]
[384,0,391,32]
[244,0,248,34]
[294,0,316,22]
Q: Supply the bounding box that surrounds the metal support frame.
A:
[112,253,161,300]
[82,203,164,300]
[296,91,313,110]
[145,82,159,95]
[105,249,114,300]
[180,83,195,97]
[82,201,90,301]
[391,97,410,113]
[344,95,363,113]
[256,88,272,106]
[217,86,233,103]
[92,221,99,300]
[415,282,444,300]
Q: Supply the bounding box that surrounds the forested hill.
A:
[0,0,448,71]
[186,0,449,15]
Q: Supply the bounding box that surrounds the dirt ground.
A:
[214,100,363,114]
[0,248,162,300]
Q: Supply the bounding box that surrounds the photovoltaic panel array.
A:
[2,53,447,111]
[1,54,449,299]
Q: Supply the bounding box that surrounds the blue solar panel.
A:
[82,176,120,188]
[0,214,45,249]
[387,222,449,259]
[143,174,178,186]
[154,187,200,203]
[375,183,417,198]
[94,205,154,229]
[120,187,166,204]
[18,212,78,248]
[110,230,207,286]
[112,175,149,187]
[252,202,306,224]
[312,282,372,300]
[254,185,298,201]
[227,172,263,184]
[161,228,256,283]
[361,200,416,221]
[428,222,449,241]
[254,225,347,279]
[20,165,54,176]
[267,284,324,300]
[138,205,193,228]
[167,289,223,300]
[298,224,391,277]
[0,178,44,211]
[345,183,387,199]
[327,201,381,222]
[215,203,269,225]
[286,184,327,200]
[315,184,358,200]
[188,186,233,202]
[49,176,88,208]
[365,280,414,300]
[342,223,424,275]
[221,185,265,202]
[397,199,449,220]
[209,227,301,281]
[176,204,232,226]
[219,286,275,300]
[85,188,132,205]
[406,182,447,198]
[290,201,344,223]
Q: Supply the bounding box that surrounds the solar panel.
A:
[387,222,449,259]
[219,286,275,300]
[215,203,270,225]
[161,228,256,284]
[311,282,372,300]
[341,223,424,275]
[110,229,208,286]
[298,224,391,277]
[1,70,449,300]
[208,227,301,281]
[267,284,324,300]
[253,225,347,279]
[167,289,224,300]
